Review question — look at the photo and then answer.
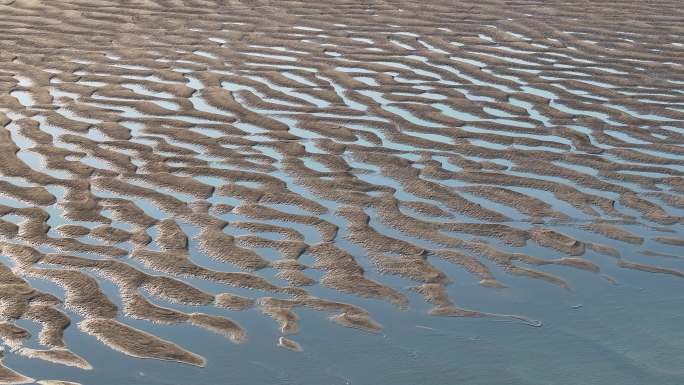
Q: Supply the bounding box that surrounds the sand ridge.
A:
[0,0,683,382]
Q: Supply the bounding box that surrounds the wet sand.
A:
[0,0,683,384]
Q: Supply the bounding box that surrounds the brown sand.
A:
[0,0,681,380]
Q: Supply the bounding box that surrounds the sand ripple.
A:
[0,0,682,381]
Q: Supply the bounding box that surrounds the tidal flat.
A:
[0,0,683,384]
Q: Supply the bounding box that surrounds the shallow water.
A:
[0,1,683,385]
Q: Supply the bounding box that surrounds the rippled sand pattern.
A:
[0,0,683,382]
